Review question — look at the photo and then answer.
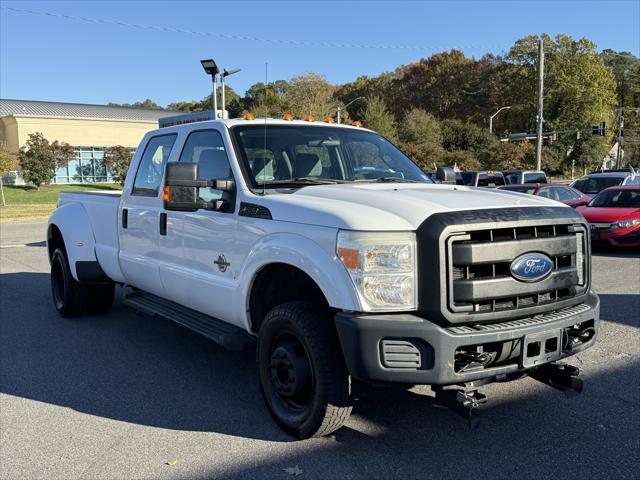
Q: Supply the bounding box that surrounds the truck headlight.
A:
[614,218,640,229]
[337,230,417,311]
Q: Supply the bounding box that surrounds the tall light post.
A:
[220,68,241,119]
[337,96,365,124]
[489,106,511,134]
[200,59,219,117]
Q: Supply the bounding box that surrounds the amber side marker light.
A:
[162,186,170,202]
[337,246,360,269]
[324,117,335,123]
[282,113,294,121]
[304,115,315,122]
[243,113,255,120]
[351,121,362,127]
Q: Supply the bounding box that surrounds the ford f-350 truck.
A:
[47,117,599,438]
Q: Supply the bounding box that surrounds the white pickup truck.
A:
[48,117,599,438]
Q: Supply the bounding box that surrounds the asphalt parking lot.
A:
[0,221,638,480]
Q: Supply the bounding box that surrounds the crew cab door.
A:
[118,133,179,295]
[159,127,240,323]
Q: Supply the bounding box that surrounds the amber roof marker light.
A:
[282,113,295,121]
[304,115,315,122]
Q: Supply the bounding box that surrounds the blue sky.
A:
[1,0,638,107]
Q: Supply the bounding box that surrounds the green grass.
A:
[0,183,122,222]
[1,183,122,205]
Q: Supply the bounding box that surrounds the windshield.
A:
[231,125,432,188]
[589,188,640,208]
[572,176,624,194]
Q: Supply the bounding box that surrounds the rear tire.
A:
[257,301,353,439]
[50,248,87,317]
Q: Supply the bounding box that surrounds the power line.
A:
[0,6,509,53]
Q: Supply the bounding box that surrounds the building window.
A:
[54,146,134,184]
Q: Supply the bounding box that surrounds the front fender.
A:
[48,203,97,281]
[238,232,362,319]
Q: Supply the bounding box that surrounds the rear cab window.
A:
[477,172,505,187]
[524,172,547,183]
[131,134,178,196]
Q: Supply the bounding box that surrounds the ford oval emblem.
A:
[510,253,553,282]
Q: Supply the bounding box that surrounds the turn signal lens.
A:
[337,247,360,270]
[351,120,362,127]
[162,186,170,201]
[243,113,254,120]
[282,113,294,121]
[304,115,315,122]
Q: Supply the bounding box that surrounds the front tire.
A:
[50,248,87,317]
[257,301,353,439]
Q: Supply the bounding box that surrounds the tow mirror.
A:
[163,162,234,212]
[436,166,456,184]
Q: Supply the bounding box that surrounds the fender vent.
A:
[380,339,421,369]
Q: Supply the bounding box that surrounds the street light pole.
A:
[489,106,511,134]
[337,96,365,124]
[200,59,219,118]
[220,68,241,119]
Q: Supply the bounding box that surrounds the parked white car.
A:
[48,117,599,438]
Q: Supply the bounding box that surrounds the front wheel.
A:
[257,301,353,439]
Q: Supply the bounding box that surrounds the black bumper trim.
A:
[335,291,599,386]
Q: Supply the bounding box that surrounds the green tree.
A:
[362,96,398,142]
[441,119,496,152]
[499,34,617,133]
[0,145,18,206]
[18,133,72,190]
[167,85,243,118]
[108,99,163,109]
[399,109,442,145]
[569,134,611,174]
[103,146,134,185]
[243,80,290,117]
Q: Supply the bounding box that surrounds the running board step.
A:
[124,290,254,351]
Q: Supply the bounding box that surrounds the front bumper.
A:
[591,226,640,248]
[335,291,599,386]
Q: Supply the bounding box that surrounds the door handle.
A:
[159,212,167,236]
[122,208,128,228]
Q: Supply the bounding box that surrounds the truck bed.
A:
[57,190,123,281]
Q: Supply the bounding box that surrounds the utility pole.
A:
[616,107,624,168]
[535,37,544,171]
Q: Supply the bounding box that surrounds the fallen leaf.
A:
[284,465,303,476]
[166,460,178,466]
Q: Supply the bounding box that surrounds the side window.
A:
[537,187,558,200]
[626,176,640,186]
[179,130,232,202]
[132,134,177,196]
[556,187,580,201]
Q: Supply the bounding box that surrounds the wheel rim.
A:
[51,257,65,309]
[268,333,313,411]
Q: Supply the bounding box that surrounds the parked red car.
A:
[496,183,591,207]
[577,186,640,248]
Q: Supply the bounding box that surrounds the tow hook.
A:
[433,384,488,430]
[529,362,583,396]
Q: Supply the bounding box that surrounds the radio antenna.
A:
[262,62,268,196]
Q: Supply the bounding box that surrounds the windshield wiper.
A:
[353,176,419,183]
[261,177,341,187]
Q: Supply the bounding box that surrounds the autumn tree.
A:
[103,146,134,185]
[441,119,496,152]
[108,99,163,109]
[333,73,395,121]
[362,96,398,142]
[284,73,339,119]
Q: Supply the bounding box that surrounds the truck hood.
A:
[257,183,566,230]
